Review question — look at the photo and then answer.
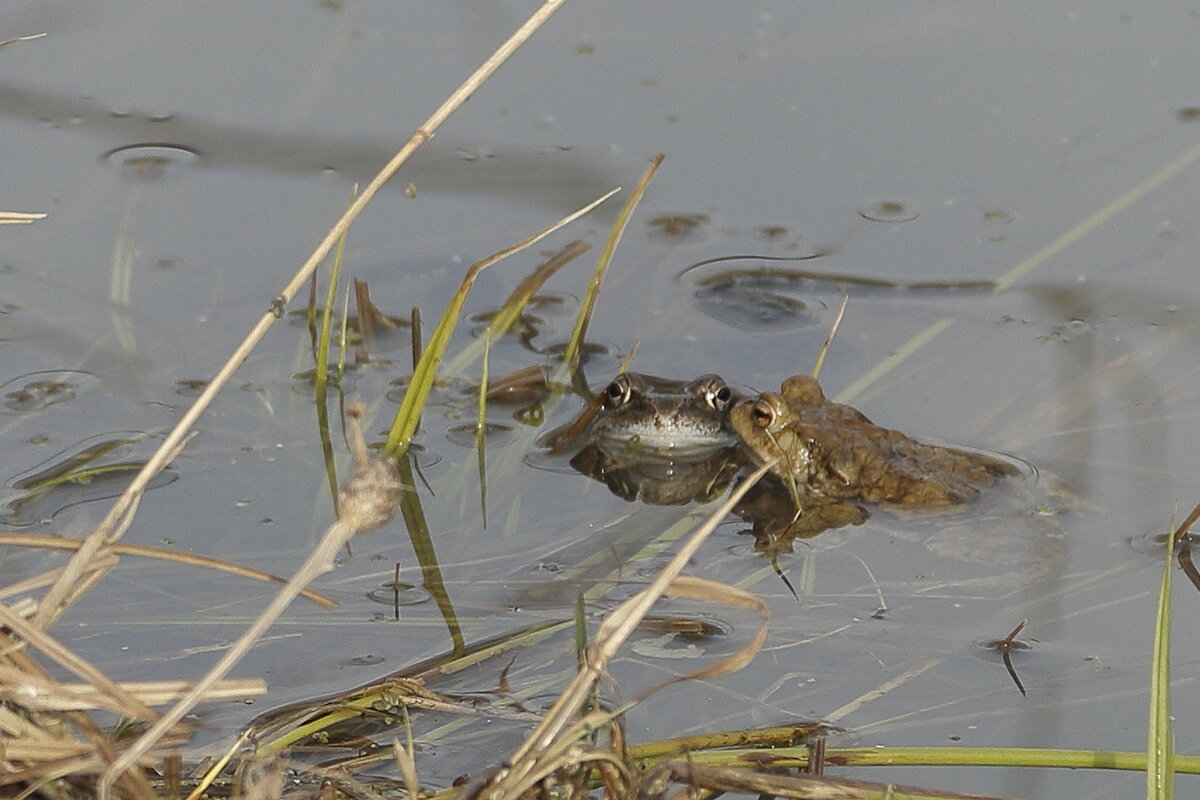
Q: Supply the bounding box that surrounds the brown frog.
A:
[730,374,1017,507]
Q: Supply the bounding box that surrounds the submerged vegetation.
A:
[3,4,1199,800]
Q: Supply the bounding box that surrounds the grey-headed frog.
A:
[558,372,743,505]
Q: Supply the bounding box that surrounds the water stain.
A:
[0,369,97,414]
[858,199,920,223]
[445,422,517,448]
[646,213,712,243]
[678,255,996,332]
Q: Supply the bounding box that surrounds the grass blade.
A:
[384,191,616,457]
[1147,504,1200,798]
[562,154,662,372]
[314,191,355,512]
[395,453,465,653]
[444,239,593,376]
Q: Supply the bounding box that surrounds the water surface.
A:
[3,3,1200,796]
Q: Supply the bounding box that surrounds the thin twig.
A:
[0,210,47,223]
[810,294,848,380]
[0,32,46,47]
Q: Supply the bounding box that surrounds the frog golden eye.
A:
[749,401,774,428]
[603,376,632,407]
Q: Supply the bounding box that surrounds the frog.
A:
[726,374,1075,591]
[729,374,1018,507]
[553,372,744,505]
[587,372,740,452]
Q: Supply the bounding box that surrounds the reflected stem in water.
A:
[998,619,1028,697]
[475,335,491,528]
[1173,503,1200,594]
[312,192,354,515]
[1177,541,1200,595]
[314,392,338,522]
[397,452,464,653]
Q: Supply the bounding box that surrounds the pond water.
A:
[3,2,1200,797]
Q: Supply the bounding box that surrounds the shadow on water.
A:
[0,81,628,212]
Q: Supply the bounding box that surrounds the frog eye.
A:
[603,376,633,407]
[749,401,775,429]
[707,384,734,412]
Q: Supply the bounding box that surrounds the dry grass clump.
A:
[0,580,264,799]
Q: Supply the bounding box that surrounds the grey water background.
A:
[3,2,1200,796]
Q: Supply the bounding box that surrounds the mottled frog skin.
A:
[587,372,738,452]
[730,374,1016,507]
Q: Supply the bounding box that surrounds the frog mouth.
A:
[595,427,737,454]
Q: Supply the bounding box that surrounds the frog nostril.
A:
[712,385,733,411]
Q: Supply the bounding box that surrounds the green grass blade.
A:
[313,192,351,399]
[314,191,355,510]
[1147,504,1199,798]
[382,258,500,457]
[632,744,1200,775]
[443,239,593,376]
[13,438,135,492]
[562,154,662,372]
[395,453,464,653]
[384,192,618,457]
[336,281,350,381]
[1147,524,1174,799]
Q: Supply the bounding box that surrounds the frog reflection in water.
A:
[563,373,744,505]
[731,374,1018,508]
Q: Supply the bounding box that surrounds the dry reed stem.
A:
[38,0,570,631]
[0,675,264,712]
[0,32,46,47]
[0,533,336,608]
[36,434,191,627]
[0,602,156,721]
[0,210,47,223]
[0,552,117,606]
